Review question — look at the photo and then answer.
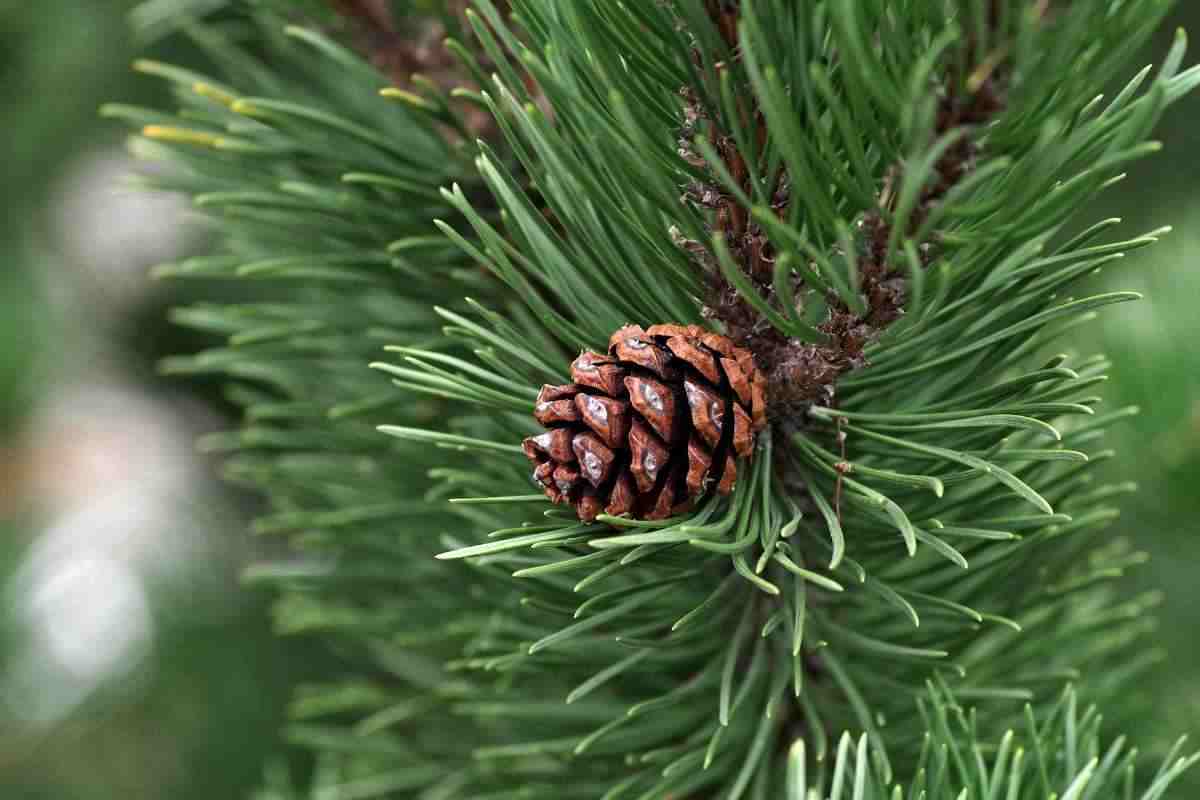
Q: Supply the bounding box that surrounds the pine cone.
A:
[523,324,768,522]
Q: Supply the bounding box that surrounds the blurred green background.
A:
[0,3,292,798]
[0,3,1196,798]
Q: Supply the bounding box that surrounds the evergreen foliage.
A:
[122,1,1199,796]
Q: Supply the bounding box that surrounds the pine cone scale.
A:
[683,379,725,449]
[524,323,768,522]
[574,393,630,448]
[625,374,678,441]
[570,352,624,395]
[572,432,615,487]
[628,421,669,493]
[685,436,713,496]
[667,336,722,383]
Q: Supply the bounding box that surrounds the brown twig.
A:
[329,0,465,86]
[326,0,499,136]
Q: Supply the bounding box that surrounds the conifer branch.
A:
[123,1,1200,796]
[688,1,1019,420]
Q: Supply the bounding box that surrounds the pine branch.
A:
[690,0,1018,419]
[124,1,1200,797]
[400,0,1199,787]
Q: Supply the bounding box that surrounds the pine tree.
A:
[119,1,1200,796]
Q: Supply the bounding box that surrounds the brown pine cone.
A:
[523,324,767,522]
